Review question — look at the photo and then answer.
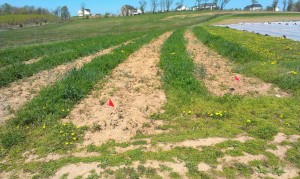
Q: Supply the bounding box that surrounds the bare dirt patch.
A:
[185,30,288,97]
[23,57,42,65]
[267,132,300,160]
[51,162,102,179]
[132,159,188,178]
[115,135,254,153]
[63,32,172,146]
[213,16,300,25]
[0,42,129,124]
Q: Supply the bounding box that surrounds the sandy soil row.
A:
[63,32,172,146]
[184,29,288,97]
[0,41,132,124]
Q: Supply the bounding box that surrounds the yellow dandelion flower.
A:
[73,137,77,141]
[65,142,69,145]
[71,132,75,136]
[290,71,297,75]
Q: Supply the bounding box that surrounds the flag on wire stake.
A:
[108,99,114,107]
[234,75,239,81]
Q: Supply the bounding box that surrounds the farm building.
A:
[120,5,141,16]
[244,4,263,11]
[192,3,217,11]
[176,5,188,11]
[78,9,91,16]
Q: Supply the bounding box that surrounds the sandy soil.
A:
[214,16,300,25]
[0,42,131,124]
[63,32,172,146]
[23,57,42,65]
[115,135,254,153]
[185,30,289,97]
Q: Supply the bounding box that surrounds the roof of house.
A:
[122,5,136,10]
[244,4,263,9]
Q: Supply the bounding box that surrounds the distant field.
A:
[0,11,219,48]
[1,11,300,179]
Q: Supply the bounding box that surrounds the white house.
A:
[244,4,263,11]
[78,9,91,17]
[176,5,187,11]
[192,3,217,11]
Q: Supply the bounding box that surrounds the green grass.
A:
[1,11,300,178]
[0,32,146,87]
[193,26,300,96]
[0,11,219,48]
[0,31,163,159]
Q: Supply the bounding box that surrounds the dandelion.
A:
[290,71,297,75]
[71,132,75,136]
[270,61,277,65]
[65,142,69,145]
[246,119,252,123]
[42,124,46,129]
[76,126,80,129]
[188,111,192,115]
[73,137,77,141]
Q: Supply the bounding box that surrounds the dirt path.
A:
[0,42,131,123]
[63,32,172,146]
[185,30,288,97]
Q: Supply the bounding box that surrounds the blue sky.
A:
[2,0,282,16]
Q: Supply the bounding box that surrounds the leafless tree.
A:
[139,0,147,14]
[272,0,279,10]
[165,0,174,11]
[251,0,258,4]
[150,0,158,13]
[196,0,203,6]
[160,0,165,11]
[219,0,230,10]
[295,0,300,11]
[287,0,294,11]
[81,2,86,18]
[282,0,287,11]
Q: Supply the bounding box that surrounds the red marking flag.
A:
[108,99,114,107]
[234,75,239,81]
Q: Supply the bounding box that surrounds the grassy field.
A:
[0,11,300,178]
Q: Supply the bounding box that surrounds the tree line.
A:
[0,3,51,15]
